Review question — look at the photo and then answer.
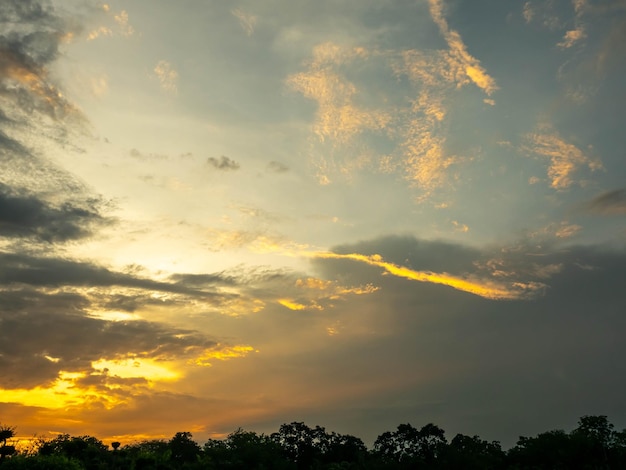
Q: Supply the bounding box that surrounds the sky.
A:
[1,0,626,449]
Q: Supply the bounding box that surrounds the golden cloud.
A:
[310,251,543,300]
[113,10,135,37]
[286,2,497,200]
[191,345,257,367]
[154,60,179,94]
[287,44,390,144]
[558,27,587,48]
[523,128,602,189]
[427,0,498,95]
[231,8,257,36]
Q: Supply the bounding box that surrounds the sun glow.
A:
[92,358,180,381]
[0,372,120,409]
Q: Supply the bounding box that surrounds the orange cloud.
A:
[524,128,602,189]
[0,48,75,118]
[310,251,542,300]
[427,0,498,95]
[277,298,309,311]
[191,345,257,366]
[154,60,178,94]
[287,43,390,144]
[558,27,587,48]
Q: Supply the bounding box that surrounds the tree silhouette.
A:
[0,425,17,462]
[443,433,504,470]
[168,431,201,465]
[373,422,447,467]
[1,414,625,469]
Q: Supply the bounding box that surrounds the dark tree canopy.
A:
[0,414,625,469]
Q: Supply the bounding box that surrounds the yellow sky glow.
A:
[92,358,180,381]
[0,372,121,409]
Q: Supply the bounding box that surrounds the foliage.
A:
[0,454,83,470]
[0,425,17,463]
[373,422,447,467]
[1,415,625,469]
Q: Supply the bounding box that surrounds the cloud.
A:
[153,60,178,94]
[582,189,626,215]
[3,234,626,446]
[0,183,108,242]
[207,155,240,171]
[113,10,134,37]
[0,0,100,224]
[310,250,542,301]
[523,2,535,23]
[0,1,81,121]
[285,2,497,198]
[267,161,289,173]
[558,27,587,48]
[427,0,498,96]
[287,42,390,145]
[87,6,135,40]
[523,127,602,189]
[0,289,219,389]
[303,236,626,448]
[87,26,113,40]
[452,220,469,233]
[129,148,169,160]
[231,8,257,36]
[521,0,565,30]
[0,252,231,300]
[275,277,378,312]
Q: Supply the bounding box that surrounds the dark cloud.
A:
[267,160,289,173]
[207,155,240,171]
[0,0,80,120]
[0,0,109,249]
[330,235,482,275]
[582,188,626,215]
[169,272,238,288]
[302,236,626,446]
[0,288,219,389]
[0,252,233,300]
[100,293,181,313]
[0,183,108,242]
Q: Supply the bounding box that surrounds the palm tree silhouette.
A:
[0,424,17,461]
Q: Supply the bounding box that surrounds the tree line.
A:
[1,415,626,469]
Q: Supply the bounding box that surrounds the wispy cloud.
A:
[582,189,626,215]
[286,43,392,184]
[523,2,535,23]
[88,6,135,40]
[231,8,257,36]
[267,161,289,173]
[523,126,602,189]
[276,277,378,311]
[558,27,587,48]
[114,10,135,37]
[311,251,543,300]
[0,1,80,121]
[207,155,240,171]
[153,60,178,94]
[191,345,257,367]
[287,43,390,145]
[427,0,498,96]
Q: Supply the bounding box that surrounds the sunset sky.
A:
[1,0,626,448]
